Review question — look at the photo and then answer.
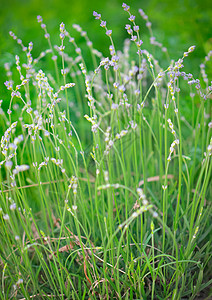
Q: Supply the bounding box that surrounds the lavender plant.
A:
[0,3,211,299]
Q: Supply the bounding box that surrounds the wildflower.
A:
[3,214,9,220]
[120,129,128,137]
[60,33,65,40]
[108,140,114,147]
[188,45,196,53]
[130,120,137,130]
[73,24,82,32]
[68,176,78,194]
[167,139,179,161]
[118,85,125,92]
[109,45,115,55]
[13,165,30,175]
[87,41,92,47]
[100,21,106,28]
[5,161,13,169]
[93,11,101,20]
[60,22,65,32]
[75,47,81,54]
[136,40,143,47]
[113,82,119,89]
[11,181,16,187]
[135,89,140,96]
[128,15,135,22]
[10,203,16,210]
[111,103,119,110]
[132,211,138,218]
[133,25,139,32]
[106,30,112,36]
[131,35,137,42]
[122,3,130,11]
[4,80,13,90]
[137,188,146,201]
[9,143,17,151]
[37,15,43,23]
[127,28,133,35]
[138,8,145,16]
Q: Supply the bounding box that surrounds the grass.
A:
[0,3,211,299]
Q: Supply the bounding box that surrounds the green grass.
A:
[0,4,211,299]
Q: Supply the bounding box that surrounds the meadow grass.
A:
[0,3,211,299]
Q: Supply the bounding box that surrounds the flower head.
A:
[133,25,139,32]
[128,15,135,22]
[37,15,43,23]
[106,30,112,36]
[122,3,130,11]
[93,11,101,20]
[100,21,106,28]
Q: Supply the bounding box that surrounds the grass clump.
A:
[0,3,211,299]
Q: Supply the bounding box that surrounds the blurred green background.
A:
[0,0,211,98]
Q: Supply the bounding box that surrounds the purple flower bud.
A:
[60,33,65,40]
[106,30,112,36]
[125,24,131,30]
[188,45,196,52]
[122,3,130,11]
[136,40,143,47]
[87,41,92,47]
[133,25,139,32]
[131,35,137,42]
[137,49,144,55]
[37,15,43,23]
[93,11,101,20]
[60,22,65,31]
[9,31,14,37]
[112,55,119,62]
[128,15,135,22]
[100,21,106,27]
[138,9,145,17]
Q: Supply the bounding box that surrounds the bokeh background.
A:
[0,0,212,99]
